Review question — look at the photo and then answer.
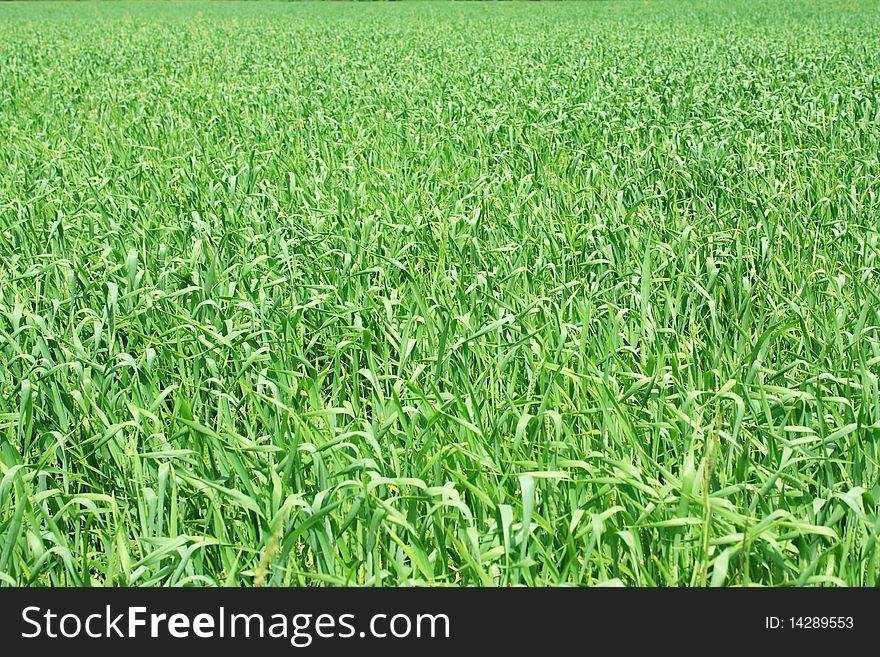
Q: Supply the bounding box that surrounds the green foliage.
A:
[1,0,879,586]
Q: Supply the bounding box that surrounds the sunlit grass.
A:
[1,0,879,586]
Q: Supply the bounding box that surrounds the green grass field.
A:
[1,0,879,587]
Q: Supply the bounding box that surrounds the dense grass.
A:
[1,0,879,587]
